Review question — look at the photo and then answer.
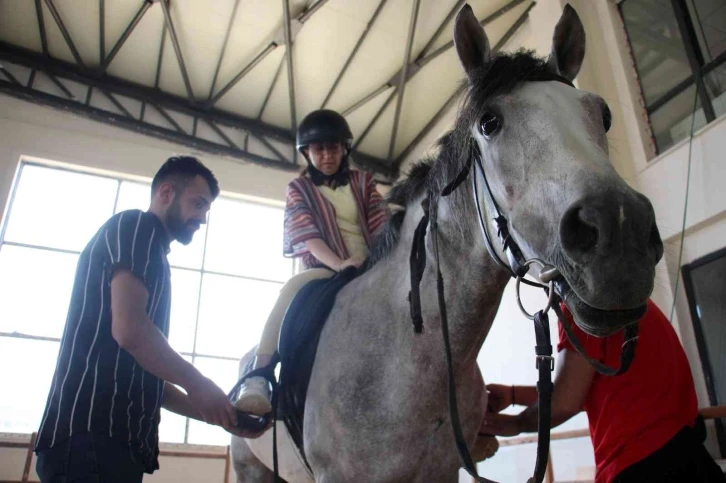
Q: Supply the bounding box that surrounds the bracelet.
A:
[511,385,516,406]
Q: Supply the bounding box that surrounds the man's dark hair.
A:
[151,155,220,198]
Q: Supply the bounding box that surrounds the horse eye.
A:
[602,105,612,132]
[479,112,501,138]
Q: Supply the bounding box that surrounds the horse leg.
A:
[231,436,276,483]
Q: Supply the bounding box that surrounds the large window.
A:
[620,0,726,153]
[0,161,292,445]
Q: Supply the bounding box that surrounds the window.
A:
[682,247,726,458]
[0,161,292,445]
[620,0,726,153]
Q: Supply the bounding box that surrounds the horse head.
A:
[447,4,663,336]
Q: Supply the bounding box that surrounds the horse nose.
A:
[559,193,663,264]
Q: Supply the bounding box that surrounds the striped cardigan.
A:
[283,170,389,269]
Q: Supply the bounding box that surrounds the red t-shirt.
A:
[557,300,698,483]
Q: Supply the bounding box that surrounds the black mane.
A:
[362,49,555,270]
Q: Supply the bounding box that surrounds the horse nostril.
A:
[560,205,599,259]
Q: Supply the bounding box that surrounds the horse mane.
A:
[362,49,555,270]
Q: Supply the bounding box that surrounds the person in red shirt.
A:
[482,299,725,482]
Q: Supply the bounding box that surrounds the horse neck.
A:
[362,191,511,369]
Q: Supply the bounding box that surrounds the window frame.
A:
[619,0,726,154]
[0,158,292,445]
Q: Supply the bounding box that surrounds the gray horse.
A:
[233,3,663,482]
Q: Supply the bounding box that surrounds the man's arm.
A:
[483,348,595,435]
[162,382,202,420]
[111,270,236,429]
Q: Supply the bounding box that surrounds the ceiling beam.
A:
[99,0,105,64]
[102,0,153,72]
[208,0,328,107]
[0,41,294,143]
[321,0,388,109]
[34,0,48,56]
[159,0,195,102]
[0,65,21,86]
[341,0,529,117]
[258,54,285,119]
[42,0,86,67]
[0,78,299,171]
[352,87,396,151]
[282,0,297,133]
[393,1,536,168]
[207,0,241,100]
[388,0,421,161]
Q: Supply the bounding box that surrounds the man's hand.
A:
[481,413,522,437]
[486,384,514,413]
[186,376,238,429]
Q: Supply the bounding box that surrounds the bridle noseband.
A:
[407,72,639,483]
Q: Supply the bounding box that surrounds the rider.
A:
[234,109,389,417]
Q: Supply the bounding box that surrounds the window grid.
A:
[0,160,292,445]
[620,0,726,153]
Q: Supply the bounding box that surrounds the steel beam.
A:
[0,65,21,86]
[46,72,74,99]
[415,0,466,61]
[388,0,421,160]
[208,0,241,100]
[282,0,297,132]
[298,0,330,24]
[353,88,396,151]
[209,43,277,106]
[153,104,185,133]
[342,0,530,117]
[206,120,236,148]
[0,41,293,143]
[258,54,285,119]
[99,0,105,63]
[103,0,153,71]
[34,0,48,56]
[159,0,195,101]
[42,0,85,67]
[321,0,388,109]
[102,90,133,118]
[154,24,167,89]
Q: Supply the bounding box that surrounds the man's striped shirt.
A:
[35,210,172,473]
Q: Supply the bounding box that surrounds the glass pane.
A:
[705,61,726,118]
[158,354,192,443]
[203,198,292,282]
[115,181,206,270]
[649,84,708,152]
[688,0,726,63]
[0,337,60,433]
[3,165,118,251]
[687,253,726,406]
[196,273,281,359]
[187,357,240,445]
[168,268,201,354]
[0,245,78,338]
[621,0,694,105]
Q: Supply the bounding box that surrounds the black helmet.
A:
[296,110,353,153]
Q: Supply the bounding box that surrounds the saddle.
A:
[228,266,359,463]
[276,266,358,460]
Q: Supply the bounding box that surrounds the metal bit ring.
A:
[515,259,558,320]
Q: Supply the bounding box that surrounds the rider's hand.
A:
[186,376,238,429]
[338,258,364,271]
[486,384,514,413]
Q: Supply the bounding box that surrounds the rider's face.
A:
[306,142,344,176]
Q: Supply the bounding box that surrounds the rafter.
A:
[159,0,195,101]
[207,0,241,100]
[388,0,421,161]
[42,0,85,67]
[34,0,48,56]
[282,0,297,133]
[102,0,153,71]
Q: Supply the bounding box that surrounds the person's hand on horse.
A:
[486,384,514,413]
[338,257,364,271]
[186,375,238,430]
[481,412,522,437]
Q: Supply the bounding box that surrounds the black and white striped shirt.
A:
[36,210,172,473]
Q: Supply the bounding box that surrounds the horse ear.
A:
[548,4,586,82]
[454,4,491,78]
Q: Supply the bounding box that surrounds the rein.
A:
[407,72,638,483]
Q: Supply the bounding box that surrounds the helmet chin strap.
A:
[304,151,351,188]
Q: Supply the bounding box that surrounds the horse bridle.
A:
[407,72,639,483]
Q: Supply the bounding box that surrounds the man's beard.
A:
[167,200,198,246]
